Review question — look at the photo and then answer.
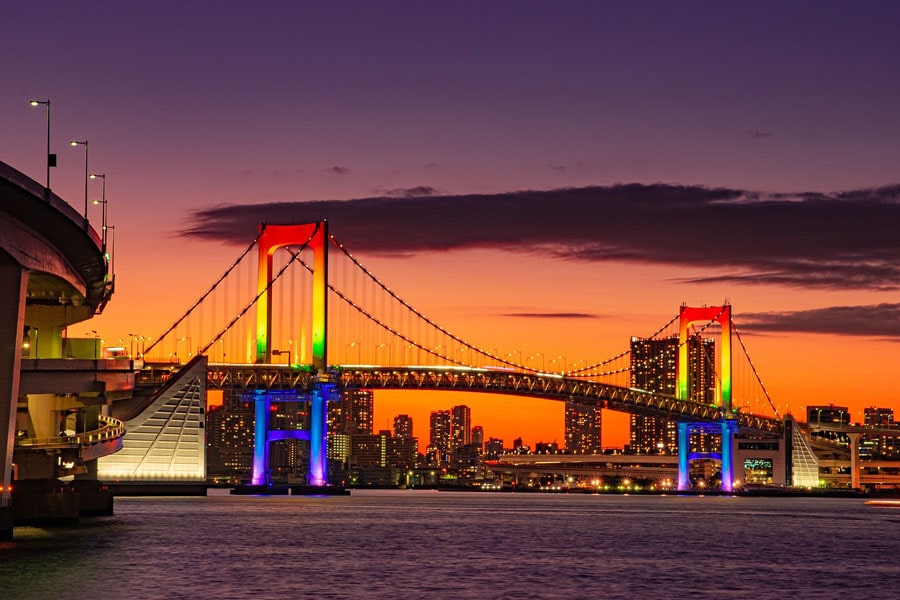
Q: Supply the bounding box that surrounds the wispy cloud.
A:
[181,182,900,291]
[328,166,349,175]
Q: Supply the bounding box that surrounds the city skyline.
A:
[3,2,898,447]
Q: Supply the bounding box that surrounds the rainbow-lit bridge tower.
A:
[251,221,333,487]
[675,304,738,493]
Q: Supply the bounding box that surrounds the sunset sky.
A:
[3,1,898,447]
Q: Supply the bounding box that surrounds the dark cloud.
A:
[373,186,440,198]
[181,182,900,290]
[500,312,601,319]
[550,165,567,173]
[747,130,774,139]
[741,303,900,339]
[328,166,349,175]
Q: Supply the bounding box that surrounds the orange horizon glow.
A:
[69,241,900,451]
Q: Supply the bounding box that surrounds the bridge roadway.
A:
[200,363,783,435]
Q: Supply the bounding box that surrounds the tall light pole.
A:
[69,140,89,224]
[28,100,53,190]
[105,225,116,282]
[89,173,107,253]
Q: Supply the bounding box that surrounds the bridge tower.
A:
[675,304,738,493]
[252,221,332,487]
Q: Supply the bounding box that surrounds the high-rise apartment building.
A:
[429,410,453,465]
[451,405,471,449]
[565,401,602,453]
[329,389,374,435]
[429,405,473,466]
[629,335,715,454]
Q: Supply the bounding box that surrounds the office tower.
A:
[565,400,602,453]
[629,335,715,454]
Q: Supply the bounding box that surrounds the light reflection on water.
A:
[2,491,898,599]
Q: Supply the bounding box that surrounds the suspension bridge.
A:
[132,221,784,493]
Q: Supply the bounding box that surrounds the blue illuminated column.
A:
[307,382,332,486]
[677,422,690,491]
[720,420,738,493]
[251,394,271,486]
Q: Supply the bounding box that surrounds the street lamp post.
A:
[272,349,292,366]
[89,173,107,253]
[69,140,89,224]
[28,99,52,190]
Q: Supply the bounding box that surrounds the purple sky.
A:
[2,2,899,427]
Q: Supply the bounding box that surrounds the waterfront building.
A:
[386,435,418,469]
[862,407,899,460]
[484,437,504,460]
[807,404,850,426]
[205,401,254,479]
[565,400,602,454]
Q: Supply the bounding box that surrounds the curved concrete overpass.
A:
[1,160,114,538]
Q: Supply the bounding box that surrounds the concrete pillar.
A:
[848,432,861,490]
[0,264,27,539]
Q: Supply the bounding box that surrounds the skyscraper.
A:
[565,401,602,453]
[629,335,715,454]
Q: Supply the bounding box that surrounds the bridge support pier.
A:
[0,264,27,539]
[676,419,738,492]
[848,432,861,490]
[249,382,334,489]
